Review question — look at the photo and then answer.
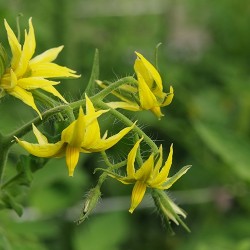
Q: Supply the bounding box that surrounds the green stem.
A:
[97,151,126,187]
[92,76,137,102]
[0,134,11,185]
[96,100,158,153]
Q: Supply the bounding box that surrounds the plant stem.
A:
[0,134,11,185]
[96,100,158,153]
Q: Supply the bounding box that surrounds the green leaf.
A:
[194,121,250,181]
[83,48,99,97]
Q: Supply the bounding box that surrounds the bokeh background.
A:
[1,0,250,249]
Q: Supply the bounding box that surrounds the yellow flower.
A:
[15,95,134,176]
[98,52,173,119]
[101,138,190,213]
[0,18,80,118]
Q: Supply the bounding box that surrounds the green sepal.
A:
[83,48,99,97]
[152,189,190,233]
[161,165,191,189]
[1,191,23,216]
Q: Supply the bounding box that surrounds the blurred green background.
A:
[1,0,250,249]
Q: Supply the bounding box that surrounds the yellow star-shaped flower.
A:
[15,95,134,176]
[101,138,190,213]
[0,18,80,118]
[98,52,173,119]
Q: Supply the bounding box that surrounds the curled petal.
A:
[15,138,64,158]
[161,86,174,106]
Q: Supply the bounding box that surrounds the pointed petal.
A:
[4,19,21,70]
[9,85,42,119]
[18,77,59,90]
[29,46,64,64]
[160,165,191,190]
[127,138,143,178]
[150,144,173,186]
[152,145,163,178]
[129,181,147,213]
[40,85,68,103]
[135,51,163,91]
[134,57,154,88]
[134,153,154,182]
[65,145,80,176]
[15,137,64,157]
[32,124,48,144]
[82,124,134,152]
[30,62,80,78]
[15,18,36,77]
[84,95,101,143]
[62,106,85,146]
[137,72,158,110]
[106,101,140,111]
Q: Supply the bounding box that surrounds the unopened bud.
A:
[76,187,101,225]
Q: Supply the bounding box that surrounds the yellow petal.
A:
[149,144,173,187]
[161,86,174,106]
[82,124,134,152]
[135,51,163,91]
[127,138,143,178]
[152,145,163,178]
[134,57,154,88]
[134,153,154,182]
[84,95,101,143]
[9,85,42,119]
[62,107,85,146]
[16,137,64,157]
[32,124,48,144]
[15,18,36,77]
[18,77,59,90]
[29,46,64,64]
[30,62,80,78]
[66,145,80,176]
[4,19,21,70]
[40,85,68,103]
[137,72,158,110]
[106,101,140,111]
[129,181,147,213]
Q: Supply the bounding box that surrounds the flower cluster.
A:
[0,17,190,232]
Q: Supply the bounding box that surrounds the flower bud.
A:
[76,187,101,225]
